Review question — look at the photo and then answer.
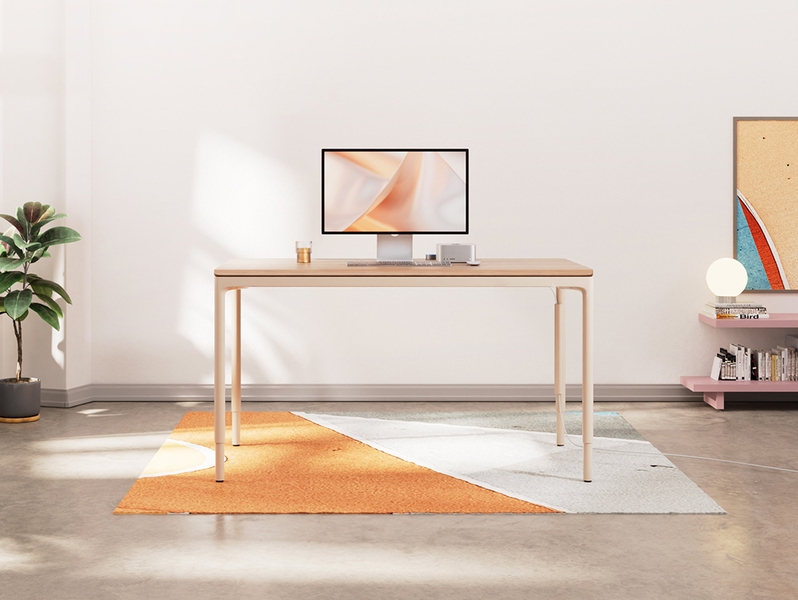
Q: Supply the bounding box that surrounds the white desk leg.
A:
[554,288,566,446]
[214,280,227,482]
[232,289,242,446]
[581,280,594,483]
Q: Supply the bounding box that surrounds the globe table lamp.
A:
[706,258,748,303]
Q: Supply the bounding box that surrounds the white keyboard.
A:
[346,260,452,267]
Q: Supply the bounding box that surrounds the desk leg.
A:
[214,281,227,482]
[232,289,242,446]
[581,280,594,483]
[554,288,566,446]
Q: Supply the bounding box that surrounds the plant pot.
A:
[0,378,41,423]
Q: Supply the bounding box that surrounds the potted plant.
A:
[0,202,81,423]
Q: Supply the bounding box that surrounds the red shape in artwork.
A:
[739,197,784,290]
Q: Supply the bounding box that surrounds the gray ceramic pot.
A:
[0,378,41,420]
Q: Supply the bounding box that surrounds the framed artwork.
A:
[734,117,798,291]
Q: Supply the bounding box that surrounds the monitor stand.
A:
[376,234,413,260]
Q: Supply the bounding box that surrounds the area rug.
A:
[114,410,724,515]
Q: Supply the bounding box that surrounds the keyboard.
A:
[346,260,452,267]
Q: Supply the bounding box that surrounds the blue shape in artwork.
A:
[736,198,770,290]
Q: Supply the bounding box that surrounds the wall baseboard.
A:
[41,383,702,409]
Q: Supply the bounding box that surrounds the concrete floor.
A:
[1,400,797,599]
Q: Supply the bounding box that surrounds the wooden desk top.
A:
[215,258,592,278]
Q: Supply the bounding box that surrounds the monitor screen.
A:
[322,149,468,234]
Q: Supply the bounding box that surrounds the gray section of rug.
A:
[299,412,726,514]
[306,410,646,441]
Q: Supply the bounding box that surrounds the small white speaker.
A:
[436,243,476,263]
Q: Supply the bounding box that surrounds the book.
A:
[744,346,751,380]
[751,351,759,380]
[703,311,768,319]
[713,347,738,380]
[705,302,767,308]
[703,312,770,319]
[710,355,722,380]
[703,302,767,314]
[730,343,751,380]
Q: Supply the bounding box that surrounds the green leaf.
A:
[0,256,26,272]
[0,214,25,236]
[30,302,60,330]
[31,213,66,237]
[12,233,39,251]
[0,235,23,257]
[36,226,81,248]
[30,283,52,297]
[36,206,54,223]
[30,251,50,264]
[4,289,33,319]
[16,207,30,238]
[23,202,44,225]
[0,271,24,294]
[27,275,72,304]
[34,293,63,318]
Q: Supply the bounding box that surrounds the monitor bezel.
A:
[321,148,469,235]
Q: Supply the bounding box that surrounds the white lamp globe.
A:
[706,258,748,302]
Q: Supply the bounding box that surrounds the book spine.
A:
[705,313,770,320]
[710,355,722,380]
[704,306,767,314]
[745,347,751,381]
[765,351,773,381]
[714,347,739,380]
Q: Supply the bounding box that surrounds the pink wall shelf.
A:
[680,376,798,410]
[698,313,798,328]
[683,313,798,409]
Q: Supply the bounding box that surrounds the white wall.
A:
[1,0,68,388]
[5,1,798,389]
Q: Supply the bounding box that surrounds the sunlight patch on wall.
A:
[51,244,66,370]
[230,288,314,385]
[180,130,314,382]
[191,129,308,257]
[176,246,218,362]
[177,249,314,384]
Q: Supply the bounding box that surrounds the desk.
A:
[214,258,594,482]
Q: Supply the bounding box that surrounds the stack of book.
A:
[710,341,798,381]
[702,302,768,320]
[710,348,737,380]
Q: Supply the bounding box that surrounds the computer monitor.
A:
[322,149,468,259]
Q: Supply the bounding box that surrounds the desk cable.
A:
[555,395,798,475]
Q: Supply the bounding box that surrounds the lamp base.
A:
[715,296,737,304]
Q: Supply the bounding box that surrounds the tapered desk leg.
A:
[554,288,566,446]
[581,280,594,483]
[232,289,242,446]
[214,281,227,482]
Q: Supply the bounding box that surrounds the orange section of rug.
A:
[115,412,558,514]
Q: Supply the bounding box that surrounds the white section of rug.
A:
[295,413,724,514]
